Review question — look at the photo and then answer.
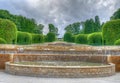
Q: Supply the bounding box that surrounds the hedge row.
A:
[64,32,75,42]
[64,19,120,46]
[87,32,102,45]
[102,19,120,45]
[74,32,102,45]
[75,34,88,44]
[0,18,17,44]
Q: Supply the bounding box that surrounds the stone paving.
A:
[0,70,120,83]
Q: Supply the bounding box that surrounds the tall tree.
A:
[34,24,44,34]
[65,22,80,35]
[94,16,101,31]
[0,9,44,34]
[83,19,95,34]
[48,24,58,36]
[110,8,120,20]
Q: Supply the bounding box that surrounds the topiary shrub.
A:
[114,39,120,45]
[32,34,44,43]
[63,32,73,42]
[46,32,56,42]
[0,18,17,44]
[0,38,6,44]
[102,19,120,45]
[75,34,88,44]
[17,31,32,45]
[88,32,102,45]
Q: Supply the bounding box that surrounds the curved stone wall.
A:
[5,62,115,78]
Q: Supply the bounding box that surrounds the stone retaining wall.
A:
[108,56,120,72]
[0,54,11,69]
[13,54,108,63]
[5,62,115,78]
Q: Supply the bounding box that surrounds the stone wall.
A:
[5,62,115,78]
[0,54,11,69]
[108,56,120,72]
[13,54,108,63]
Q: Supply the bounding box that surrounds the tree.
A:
[34,24,44,34]
[110,8,120,20]
[46,32,56,42]
[0,9,43,34]
[82,16,101,34]
[65,22,80,35]
[48,24,58,36]
[83,19,95,34]
[94,16,101,31]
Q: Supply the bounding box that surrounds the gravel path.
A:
[0,70,120,83]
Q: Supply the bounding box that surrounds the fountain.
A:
[5,42,115,77]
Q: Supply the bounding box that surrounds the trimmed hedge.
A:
[75,34,88,44]
[17,31,32,45]
[0,18,17,44]
[114,39,120,45]
[46,32,56,42]
[0,38,6,44]
[63,32,73,42]
[102,19,120,45]
[88,32,102,45]
[32,34,44,43]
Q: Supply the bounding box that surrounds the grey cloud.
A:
[0,0,120,37]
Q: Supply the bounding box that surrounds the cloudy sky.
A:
[0,0,120,37]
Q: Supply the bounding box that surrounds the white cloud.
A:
[0,0,120,37]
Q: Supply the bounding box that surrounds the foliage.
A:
[94,16,101,31]
[65,22,80,35]
[0,38,6,44]
[32,34,44,43]
[83,19,95,34]
[33,24,44,34]
[17,31,32,45]
[75,34,88,44]
[110,8,120,20]
[48,24,58,36]
[0,18,17,44]
[46,32,56,42]
[82,16,101,34]
[102,19,120,45]
[63,32,74,42]
[88,32,102,45]
[0,9,43,34]
[114,39,120,45]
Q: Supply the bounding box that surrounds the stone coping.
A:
[6,62,114,68]
[5,62,115,78]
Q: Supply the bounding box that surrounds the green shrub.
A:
[0,38,6,44]
[46,32,56,42]
[88,32,102,45]
[102,19,120,45]
[63,32,73,42]
[0,18,17,44]
[32,34,44,43]
[17,31,32,45]
[114,39,120,45]
[75,34,88,44]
